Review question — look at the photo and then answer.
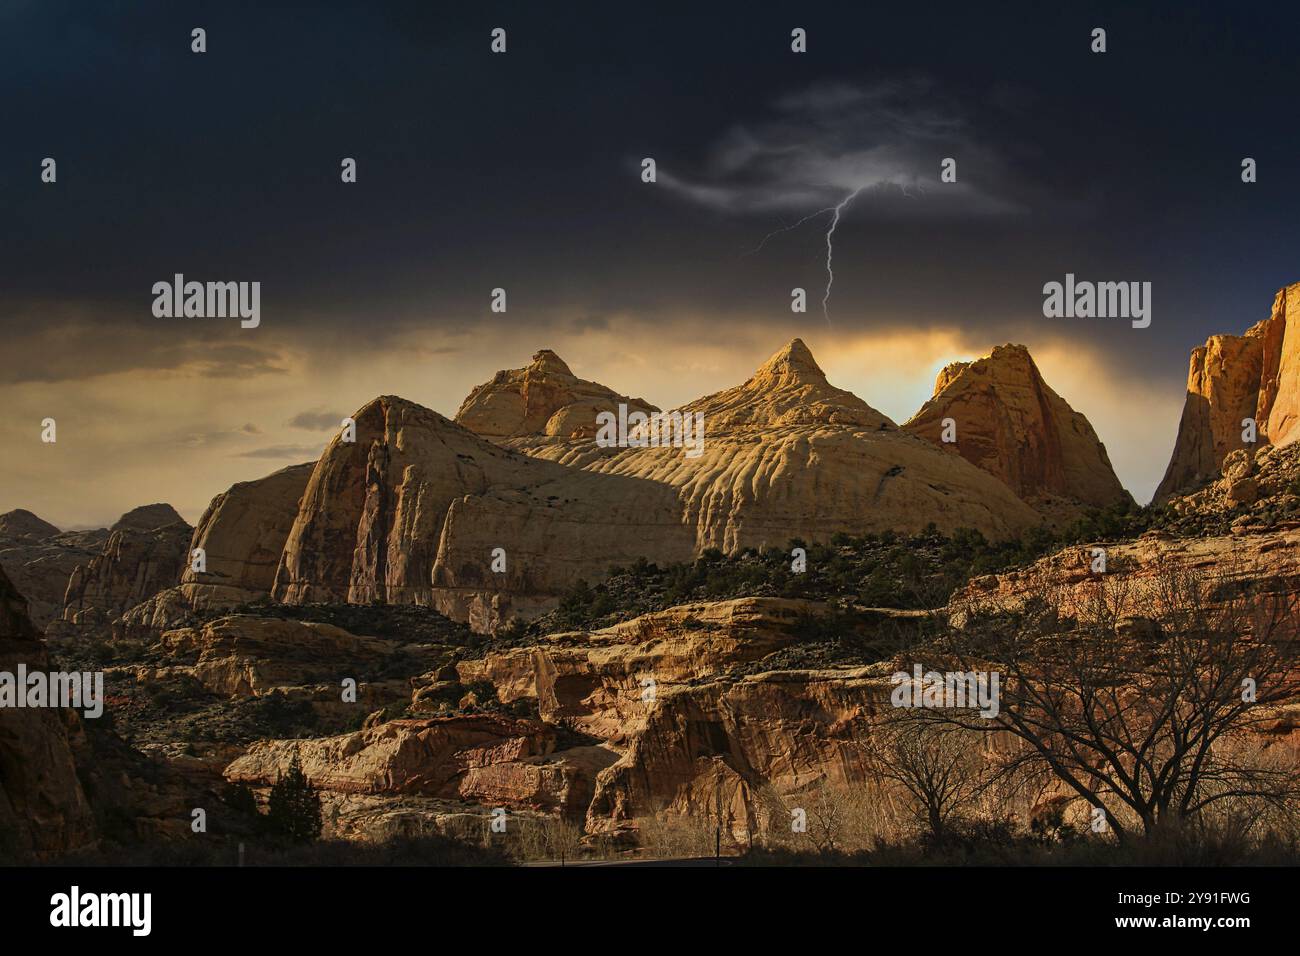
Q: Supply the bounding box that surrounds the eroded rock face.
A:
[61,510,192,627]
[117,463,315,634]
[585,670,889,841]
[184,462,314,608]
[0,566,96,859]
[1155,281,1300,502]
[1155,331,1265,502]
[458,598,906,837]
[137,614,441,698]
[225,715,555,797]
[455,349,659,439]
[903,344,1130,518]
[949,526,1300,635]
[217,597,902,837]
[258,342,1040,630]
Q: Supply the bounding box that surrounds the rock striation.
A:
[903,344,1129,519]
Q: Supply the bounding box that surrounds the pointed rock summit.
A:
[456,349,658,440]
[0,509,59,540]
[682,338,892,431]
[1154,281,1300,502]
[903,344,1129,516]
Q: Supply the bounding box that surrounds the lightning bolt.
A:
[749,181,922,326]
[745,205,837,257]
[820,186,865,326]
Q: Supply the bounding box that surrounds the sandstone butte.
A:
[264,339,1044,629]
[902,344,1131,522]
[1155,280,1300,502]
[111,337,1136,634]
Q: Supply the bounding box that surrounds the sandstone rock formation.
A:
[454,597,901,839]
[267,343,1042,630]
[183,462,314,607]
[0,565,96,859]
[218,597,902,842]
[117,463,314,634]
[135,613,443,699]
[903,344,1129,519]
[455,349,658,439]
[61,508,192,627]
[226,714,557,799]
[494,340,1042,550]
[270,395,695,629]
[1155,281,1300,501]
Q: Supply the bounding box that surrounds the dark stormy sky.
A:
[3,0,1298,525]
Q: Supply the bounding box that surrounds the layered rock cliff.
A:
[903,344,1129,519]
[1155,281,1300,502]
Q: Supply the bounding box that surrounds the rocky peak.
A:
[0,509,60,540]
[752,338,825,384]
[681,339,891,431]
[903,343,1129,516]
[455,351,658,440]
[112,502,186,533]
[528,349,573,377]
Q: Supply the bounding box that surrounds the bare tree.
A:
[868,716,990,842]
[913,560,1300,842]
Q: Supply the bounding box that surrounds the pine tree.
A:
[266,755,322,844]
